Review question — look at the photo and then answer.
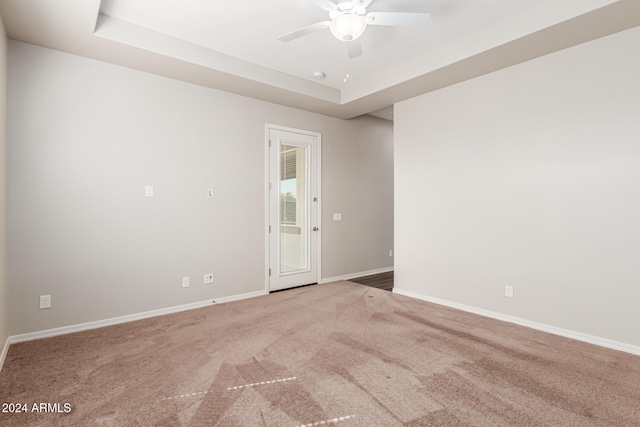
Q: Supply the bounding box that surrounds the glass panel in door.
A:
[279,144,309,274]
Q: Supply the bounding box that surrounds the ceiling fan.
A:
[277,0,430,59]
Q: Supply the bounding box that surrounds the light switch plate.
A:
[333,213,342,221]
[40,295,51,309]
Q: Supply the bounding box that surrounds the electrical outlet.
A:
[145,186,154,197]
[182,276,190,288]
[204,273,214,284]
[389,249,393,257]
[505,285,514,298]
[40,295,51,309]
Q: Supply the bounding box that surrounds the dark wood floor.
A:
[349,271,394,292]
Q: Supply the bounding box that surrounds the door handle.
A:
[312,227,319,231]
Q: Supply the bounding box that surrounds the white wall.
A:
[395,26,640,348]
[8,41,393,335]
[0,15,8,357]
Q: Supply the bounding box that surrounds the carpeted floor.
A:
[1,281,639,426]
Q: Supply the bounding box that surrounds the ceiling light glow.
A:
[329,14,367,41]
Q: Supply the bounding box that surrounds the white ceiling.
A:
[1,0,639,120]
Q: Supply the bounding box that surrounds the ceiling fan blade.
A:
[346,39,363,59]
[277,21,330,42]
[365,12,431,26]
[359,0,373,8]
[312,0,338,12]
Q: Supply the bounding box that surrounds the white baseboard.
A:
[9,289,268,345]
[212,290,267,304]
[0,336,9,373]
[393,288,640,356]
[320,266,394,284]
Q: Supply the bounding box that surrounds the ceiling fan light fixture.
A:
[329,14,367,41]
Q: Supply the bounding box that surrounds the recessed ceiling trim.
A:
[94,13,342,104]
[329,0,640,120]
[341,0,622,103]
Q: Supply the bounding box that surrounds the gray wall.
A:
[0,15,8,353]
[8,41,393,335]
[322,115,394,278]
[395,26,640,347]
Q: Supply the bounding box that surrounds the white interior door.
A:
[267,126,320,292]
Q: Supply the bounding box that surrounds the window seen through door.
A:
[279,144,308,273]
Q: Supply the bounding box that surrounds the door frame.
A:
[264,124,322,292]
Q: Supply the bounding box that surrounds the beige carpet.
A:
[0,281,639,426]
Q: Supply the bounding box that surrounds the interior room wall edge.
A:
[8,289,267,346]
[0,12,9,369]
[394,288,640,356]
